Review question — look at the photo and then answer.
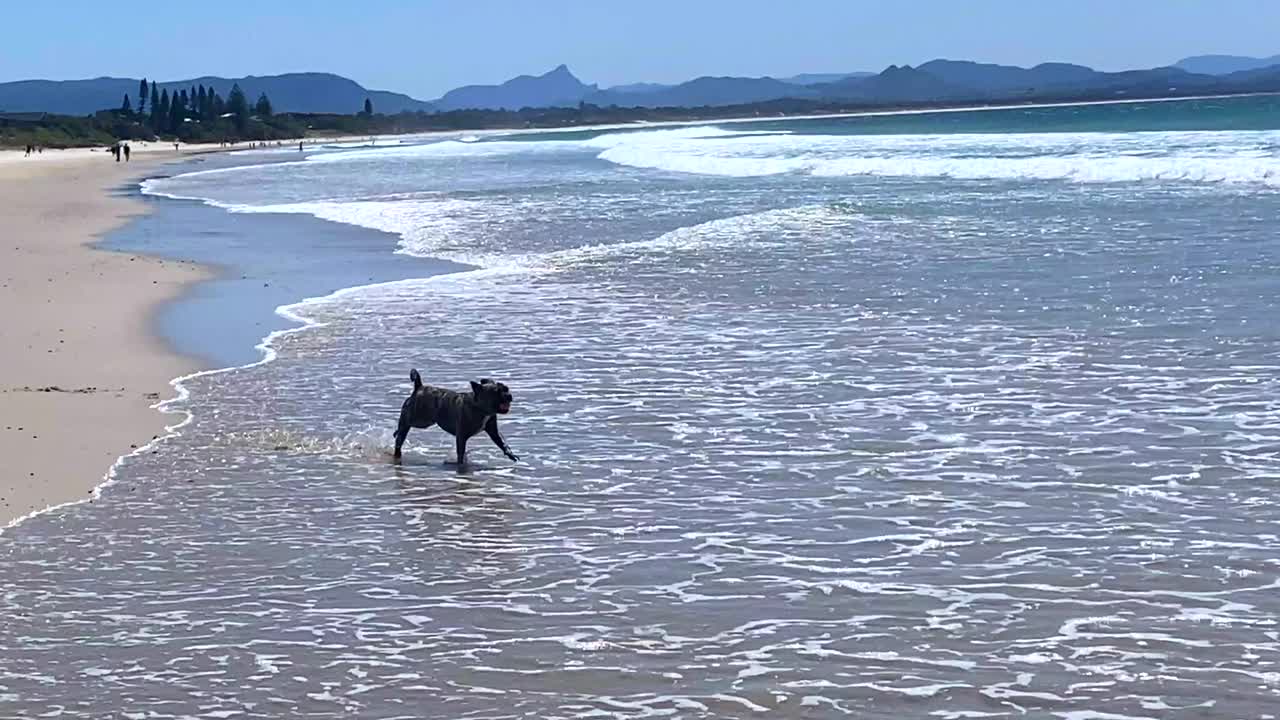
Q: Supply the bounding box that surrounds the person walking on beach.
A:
[123,144,131,162]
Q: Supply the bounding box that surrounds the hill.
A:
[1176,54,1280,75]
[818,65,964,102]
[432,65,596,111]
[780,72,874,85]
[0,73,432,115]
[914,60,1098,94]
[589,75,817,108]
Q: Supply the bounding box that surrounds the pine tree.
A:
[212,91,225,119]
[227,83,249,132]
[121,94,132,113]
[150,85,160,125]
[363,98,373,116]
[158,89,171,132]
[169,88,183,132]
[254,93,273,117]
[138,79,148,113]
[197,85,208,119]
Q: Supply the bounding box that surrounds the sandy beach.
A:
[0,146,211,528]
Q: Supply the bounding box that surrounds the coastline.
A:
[0,148,211,528]
[1,138,466,534]
[6,91,1273,156]
[226,91,1280,145]
[114,175,466,369]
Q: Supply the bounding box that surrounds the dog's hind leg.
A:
[455,434,469,468]
[395,369,423,460]
[393,410,411,460]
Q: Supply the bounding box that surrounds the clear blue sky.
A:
[6,0,1279,98]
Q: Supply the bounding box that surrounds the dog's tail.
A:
[409,368,422,391]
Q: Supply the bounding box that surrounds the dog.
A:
[393,369,519,464]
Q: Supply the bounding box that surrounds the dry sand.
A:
[0,145,212,529]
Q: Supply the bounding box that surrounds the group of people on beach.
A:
[95,138,307,158]
[23,144,42,156]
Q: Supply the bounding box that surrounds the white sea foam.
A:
[228,196,518,268]
[585,126,1280,185]
[319,139,407,149]
[301,137,573,164]
[546,203,854,268]
[141,123,1280,227]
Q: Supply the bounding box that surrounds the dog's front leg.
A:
[485,416,519,462]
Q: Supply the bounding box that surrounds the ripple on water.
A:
[5,151,1280,717]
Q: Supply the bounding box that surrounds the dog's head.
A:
[470,378,513,414]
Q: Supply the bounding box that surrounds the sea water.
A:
[3,95,1280,718]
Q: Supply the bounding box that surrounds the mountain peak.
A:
[433,64,594,111]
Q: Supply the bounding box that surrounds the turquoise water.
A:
[765,94,1280,134]
[524,94,1280,145]
[3,96,1280,717]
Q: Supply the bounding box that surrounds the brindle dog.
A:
[393,369,519,464]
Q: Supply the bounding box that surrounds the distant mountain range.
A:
[412,55,1280,111]
[583,58,1280,109]
[1175,54,1280,75]
[2,53,1278,116]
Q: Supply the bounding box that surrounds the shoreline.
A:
[118,170,466,369]
[2,138,465,535]
[6,91,1272,157]
[0,149,212,529]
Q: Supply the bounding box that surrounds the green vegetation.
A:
[1,80,306,148]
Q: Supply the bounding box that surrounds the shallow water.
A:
[4,98,1280,718]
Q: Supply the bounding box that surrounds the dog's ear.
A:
[470,380,484,395]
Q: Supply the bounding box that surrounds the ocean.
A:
[3,95,1280,718]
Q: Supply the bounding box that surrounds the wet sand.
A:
[0,147,210,528]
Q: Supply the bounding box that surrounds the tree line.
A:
[2,83,377,148]
[119,78,275,136]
